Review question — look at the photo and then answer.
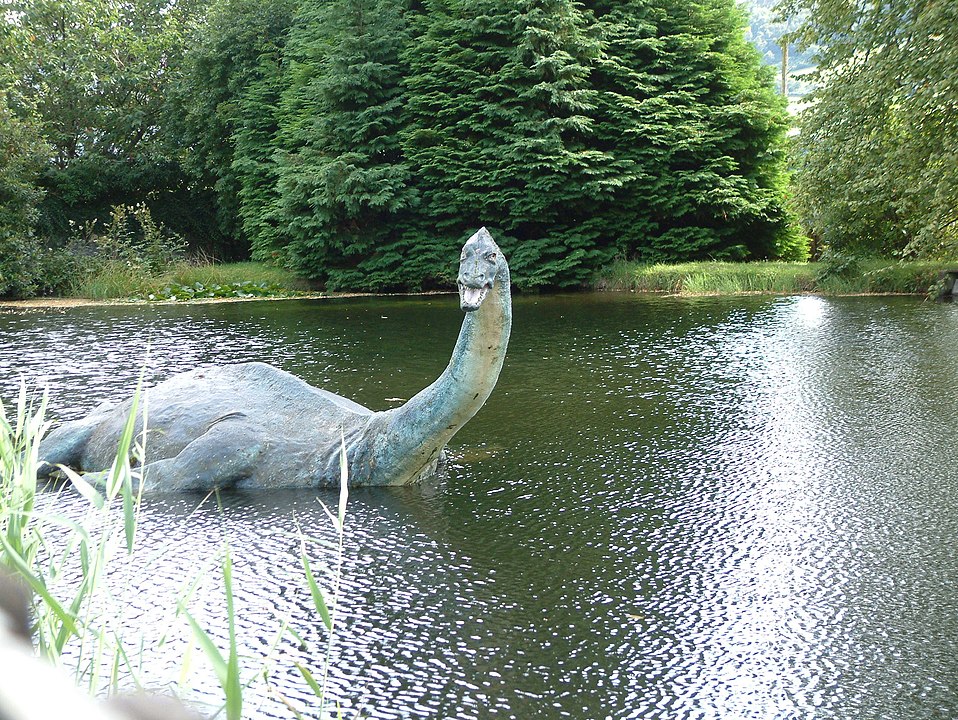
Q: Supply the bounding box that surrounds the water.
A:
[3,293,958,719]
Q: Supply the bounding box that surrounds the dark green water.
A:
[3,293,958,719]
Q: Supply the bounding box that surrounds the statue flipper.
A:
[38,405,116,477]
[141,422,265,492]
[95,421,266,493]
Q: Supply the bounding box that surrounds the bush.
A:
[0,235,42,298]
[814,249,862,284]
[50,203,191,297]
[68,203,187,276]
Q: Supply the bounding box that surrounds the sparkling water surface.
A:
[2,293,958,719]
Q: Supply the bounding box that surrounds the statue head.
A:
[458,227,508,312]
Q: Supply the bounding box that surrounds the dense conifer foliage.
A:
[174,0,296,256]
[269,0,415,289]
[0,0,798,294]
[587,0,802,265]
[268,0,798,288]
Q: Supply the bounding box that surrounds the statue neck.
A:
[374,267,512,484]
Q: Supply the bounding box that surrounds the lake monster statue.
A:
[38,228,512,491]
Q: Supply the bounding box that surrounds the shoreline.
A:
[0,288,934,311]
[0,290,457,310]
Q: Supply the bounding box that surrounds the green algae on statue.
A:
[38,228,512,491]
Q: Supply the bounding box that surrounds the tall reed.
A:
[0,380,144,689]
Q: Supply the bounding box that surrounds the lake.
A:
[2,292,958,719]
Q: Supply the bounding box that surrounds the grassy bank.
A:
[67,260,310,301]
[35,251,958,303]
[596,258,956,296]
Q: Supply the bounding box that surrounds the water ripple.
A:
[6,294,958,718]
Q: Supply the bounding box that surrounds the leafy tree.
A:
[271,0,415,289]
[0,0,200,243]
[783,0,958,256]
[0,99,49,297]
[2,0,180,165]
[0,22,49,297]
[231,43,288,260]
[651,0,801,261]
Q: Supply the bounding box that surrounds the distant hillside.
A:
[739,0,816,100]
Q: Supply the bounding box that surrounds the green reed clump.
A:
[0,383,49,574]
[598,260,817,294]
[160,261,306,291]
[678,262,818,294]
[1,384,346,718]
[0,381,144,687]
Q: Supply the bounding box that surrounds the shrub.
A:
[68,203,188,276]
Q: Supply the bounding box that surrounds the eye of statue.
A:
[486,252,497,261]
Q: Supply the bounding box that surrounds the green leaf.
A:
[59,465,105,510]
[300,549,332,631]
[223,549,242,720]
[183,610,228,688]
[294,661,324,700]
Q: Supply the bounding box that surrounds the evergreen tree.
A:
[175,0,294,255]
[583,0,670,258]
[400,0,618,288]
[588,0,802,262]
[272,0,415,289]
[232,44,288,259]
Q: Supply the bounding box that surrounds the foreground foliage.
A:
[0,386,346,717]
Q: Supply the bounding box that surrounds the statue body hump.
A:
[39,228,512,492]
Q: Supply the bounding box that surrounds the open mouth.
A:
[459,283,490,312]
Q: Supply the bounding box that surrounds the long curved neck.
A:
[375,266,512,484]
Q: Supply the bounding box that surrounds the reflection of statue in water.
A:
[39,228,512,492]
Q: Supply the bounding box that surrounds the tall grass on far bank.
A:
[39,203,308,301]
[70,259,308,302]
[596,257,956,296]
